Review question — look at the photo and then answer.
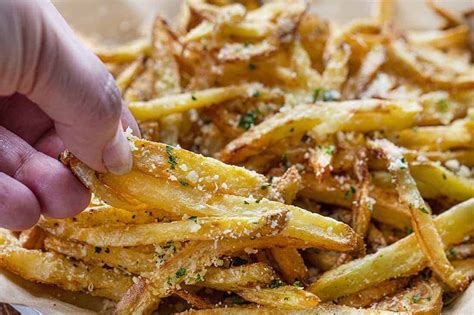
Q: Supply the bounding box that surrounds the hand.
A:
[0,0,140,230]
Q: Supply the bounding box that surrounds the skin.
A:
[0,0,140,230]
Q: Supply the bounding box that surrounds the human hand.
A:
[0,0,140,230]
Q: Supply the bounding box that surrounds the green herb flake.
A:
[166,276,173,286]
[261,183,271,190]
[411,294,421,303]
[191,94,197,101]
[312,88,322,103]
[238,112,257,130]
[437,99,449,112]
[442,173,447,180]
[293,280,303,288]
[248,63,257,71]
[189,216,198,223]
[290,127,295,132]
[270,279,283,288]
[419,207,429,214]
[448,248,457,257]
[166,145,178,169]
[252,90,260,97]
[176,267,186,278]
[255,198,262,204]
[283,297,290,301]
[244,200,250,205]
[344,186,356,197]
[179,179,189,187]
[323,145,335,155]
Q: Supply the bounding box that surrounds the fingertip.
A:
[102,123,133,175]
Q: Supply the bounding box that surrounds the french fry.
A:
[447,243,474,260]
[290,39,321,90]
[128,84,276,120]
[409,162,474,201]
[198,263,276,291]
[336,277,410,308]
[351,147,372,237]
[300,173,412,229]
[368,139,468,291]
[219,99,421,164]
[407,25,469,49]
[425,0,463,29]
[373,0,393,24]
[174,289,213,310]
[452,259,474,279]
[43,235,156,274]
[273,166,302,204]
[41,211,288,247]
[116,56,145,95]
[307,145,333,179]
[124,58,155,102]
[372,277,443,314]
[321,43,351,92]
[308,198,474,301]
[94,39,151,64]
[270,248,307,283]
[0,245,132,301]
[65,153,360,252]
[0,229,19,246]
[179,304,404,314]
[392,116,474,151]
[18,226,46,250]
[238,286,320,310]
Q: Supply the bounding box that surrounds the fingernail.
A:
[102,123,132,175]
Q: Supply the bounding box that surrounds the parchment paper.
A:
[0,0,472,313]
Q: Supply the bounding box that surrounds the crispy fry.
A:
[452,259,474,279]
[238,286,320,310]
[368,139,468,290]
[336,278,410,308]
[372,277,443,314]
[18,226,46,250]
[270,248,307,283]
[174,290,213,310]
[199,263,276,291]
[273,166,302,204]
[219,100,421,164]
[308,198,474,301]
[116,56,145,94]
[351,148,372,237]
[43,235,156,274]
[179,304,404,314]
[0,245,132,301]
[94,39,151,63]
[41,211,288,247]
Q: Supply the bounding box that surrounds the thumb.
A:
[0,0,133,174]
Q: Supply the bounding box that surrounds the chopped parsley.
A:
[312,88,322,103]
[248,63,257,71]
[244,200,250,205]
[255,198,262,204]
[252,90,260,97]
[238,112,257,130]
[270,279,283,288]
[189,216,198,223]
[406,227,413,235]
[94,246,102,254]
[166,145,177,169]
[166,276,173,286]
[419,207,429,214]
[437,99,449,112]
[191,94,197,101]
[283,297,290,301]
[323,145,335,155]
[179,179,189,187]
[442,173,447,180]
[344,186,356,197]
[448,248,457,257]
[195,273,203,282]
[411,293,421,303]
[261,183,271,190]
[293,280,303,288]
[176,267,186,278]
[290,127,295,132]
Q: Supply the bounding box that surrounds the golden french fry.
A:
[336,278,409,308]
[452,259,474,279]
[116,56,145,95]
[41,211,288,247]
[0,229,19,246]
[273,166,302,204]
[18,226,46,250]
[238,286,320,310]
[199,263,276,291]
[0,245,132,301]
[368,139,468,291]
[219,99,421,164]
[43,235,156,274]
[94,39,151,63]
[372,278,443,314]
[308,198,474,301]
[270,248,307,283]
[178,304,403,314]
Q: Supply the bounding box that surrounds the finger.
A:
[0,126,90,218]
[0,1,134,174]
[121,105,141,137]
[0,172,40,230]
[34,128,65,159]
[0,93,52,144]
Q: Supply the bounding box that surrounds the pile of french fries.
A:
[1,0,474,314]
